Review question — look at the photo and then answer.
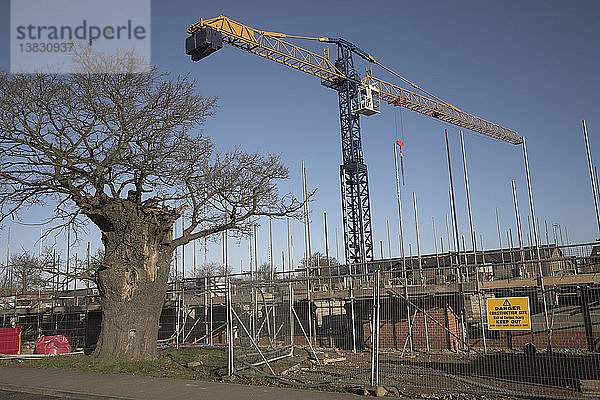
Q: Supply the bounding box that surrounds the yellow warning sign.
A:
[486,297,531,330]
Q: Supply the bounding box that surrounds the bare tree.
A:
[301,252,340,277]
[1,251,47,293]
[0,48,306,361]
[193,261,232,278]
[254,261,277,281]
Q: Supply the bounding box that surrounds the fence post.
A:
[176,290,180,349]
[289,282,294,354]
[209,279,213,346]
[376,269,381,386]
[370,271,377,386]
[307,277,313,348]
[349,275,357,353]
[226,276,233,376]
[204,277,208,344]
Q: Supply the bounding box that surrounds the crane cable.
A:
[370,59,464,114]
[190,19,465,116]
[255,29,460,111]
[394,106,406,186]
[279,32,466,114]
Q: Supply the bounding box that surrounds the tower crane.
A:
[185,15,521,268]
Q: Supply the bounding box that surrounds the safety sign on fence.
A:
[486,297,531,330]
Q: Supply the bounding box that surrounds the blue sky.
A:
[1,0,600,276]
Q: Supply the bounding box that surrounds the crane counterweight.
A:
[186,28,223,61]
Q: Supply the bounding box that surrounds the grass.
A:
[0,347,363,396]
[0,347,229,381]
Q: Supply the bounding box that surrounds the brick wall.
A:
[362,306,462,351]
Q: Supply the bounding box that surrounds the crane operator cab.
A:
[355,84,380,116]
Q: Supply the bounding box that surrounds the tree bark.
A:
[90,200,176,362]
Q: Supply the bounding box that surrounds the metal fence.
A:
[1,242,599,398]
[0,290,99,353]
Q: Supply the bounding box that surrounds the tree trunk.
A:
[90,201,175,362]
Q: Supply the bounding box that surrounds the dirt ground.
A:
[237,347,599,399]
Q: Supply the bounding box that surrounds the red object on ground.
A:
[35,335,72,355]
[0,327,21,354]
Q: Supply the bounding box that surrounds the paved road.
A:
[0,366,363,400]
[0,390,63,400]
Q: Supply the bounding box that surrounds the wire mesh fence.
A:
[0,289,100,353]
[0,242,599,398]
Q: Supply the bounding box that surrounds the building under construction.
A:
[1,242,599,398]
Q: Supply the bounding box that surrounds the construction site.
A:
[1,8,600,400]
[1,241,599,398]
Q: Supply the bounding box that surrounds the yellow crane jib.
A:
[186,15,345,83]
[185,15,521,145]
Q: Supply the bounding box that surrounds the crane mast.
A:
[186,15,521,268]
[323,42,374,268]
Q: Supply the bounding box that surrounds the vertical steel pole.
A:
[512,180,526,277]
[496,208,505,264]
[508,229,514,266]
[559,224,564,246]
[445,214,452,253]
[583,120,600,233]
[447,131,462,269]
[433,217,440,277]
[461,234,469,281]
[335,228,339,261]
[386,220,392,259]
[449,192,457,254]
[302,161,309,267]
[394,142,413,351]
[253,223,258,276]
[446,130,468,349]
[74,253,78,291]
[595,166,600,232]
[269,217,273,280]
[291,235,295,275]
[460,131,477,256]
[477,234,488,353]
[324,212,330,281]
[303,164,312,262]
[86,242,90,291]
[174,215,178,283]
[536,218,542,251]
[527,215,533,260]
[522,137,551,351]
[287,218,292,277]
[66,226,70,291]
[413,192,424,284]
